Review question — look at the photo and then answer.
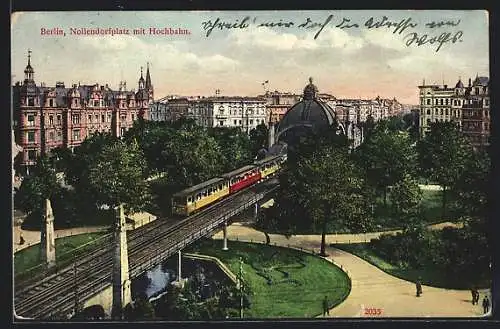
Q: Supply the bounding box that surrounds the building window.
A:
[440,109,443,115]
[49,131,54,141]
[234,120,237,125]
[57,115,62,125]
[121,115,126,121]
[27,114,35,127]
[57,131,62,141]
[108,114,112,122]
[132,114,135,121]
[219,109,224,115]
[88,115,92,123]
[94,100,99,107]
[28,98,34,106]
[485,99,489,106]
[261,119,265,124]
[120,127,126,136]
[49,115,54,125]
[28,150,36,160]
[435,109,438,115]
[426,109,431,115]
[73,129,80,141]
[249,119,253,125]
[427,119,431,124]
[219,121,224,126]
[426,99,431,105]
[439,99,443,105]
[239,120,242,125]
[27,131,35,143]
[72,114,80,124]
[445,109,449,115]
[49,99,54,107]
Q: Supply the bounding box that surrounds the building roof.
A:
[172,177,224,197]
[473,76,489,86]
[278,98,336,132]
[253,154,283,166]
[221,165,256,178]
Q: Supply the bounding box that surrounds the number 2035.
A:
[364,308,383,316]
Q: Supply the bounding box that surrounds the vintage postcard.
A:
[11,10,492,321]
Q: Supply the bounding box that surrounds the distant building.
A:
[418,76,490,147]
[187,96,267,133]
[12,50,154,174]
[260,91,301,125]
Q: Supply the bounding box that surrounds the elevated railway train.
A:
[171,153,286,216]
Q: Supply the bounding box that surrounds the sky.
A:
[11,10,489,104]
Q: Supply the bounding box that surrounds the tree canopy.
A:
[355,123,417,205]
[418,122,472,218]
[87,139,151,213]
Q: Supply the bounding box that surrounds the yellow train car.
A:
[172,177,230,216]
[255,154,285,179]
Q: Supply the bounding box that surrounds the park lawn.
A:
[369,189,446,232]
[188,239,351,318]
[332,243,489,290]
[14,232,108,275]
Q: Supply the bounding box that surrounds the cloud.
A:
[311,27,366,52]
[228,26,366,53]
[77,35,239,73]
[229,26,318,50]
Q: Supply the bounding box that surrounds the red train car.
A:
[222,165,261,194]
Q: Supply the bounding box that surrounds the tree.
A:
[418,122,472,219]
[283,144,370,256]
[161,128,225,188]
[208,127,253,171]
[87,140,151,214]
[355,124,417,206]
[65,132,119,186]
[451,148,490,218]
[124,293,156,320]
[123,121,175,175]
[15,156,60,228]
[249,123,268,155]
[391,174,423,229]
[47,146,73,173]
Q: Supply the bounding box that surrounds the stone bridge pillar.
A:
[177,250,182,282]
[222,221,228,251]
[40,199,56,268]
[268,123,275,149]
[112,204,131,319]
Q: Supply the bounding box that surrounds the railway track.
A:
[14,179,278,319]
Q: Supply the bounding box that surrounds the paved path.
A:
[13,225,108,253]
[212,223,490,318]
[212,221,463,245]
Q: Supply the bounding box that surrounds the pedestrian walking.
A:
[323,295,329,316]
[482,296,490,314]
[471,288,479,305]
[416,280,422,297]
[19,233,25,245]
